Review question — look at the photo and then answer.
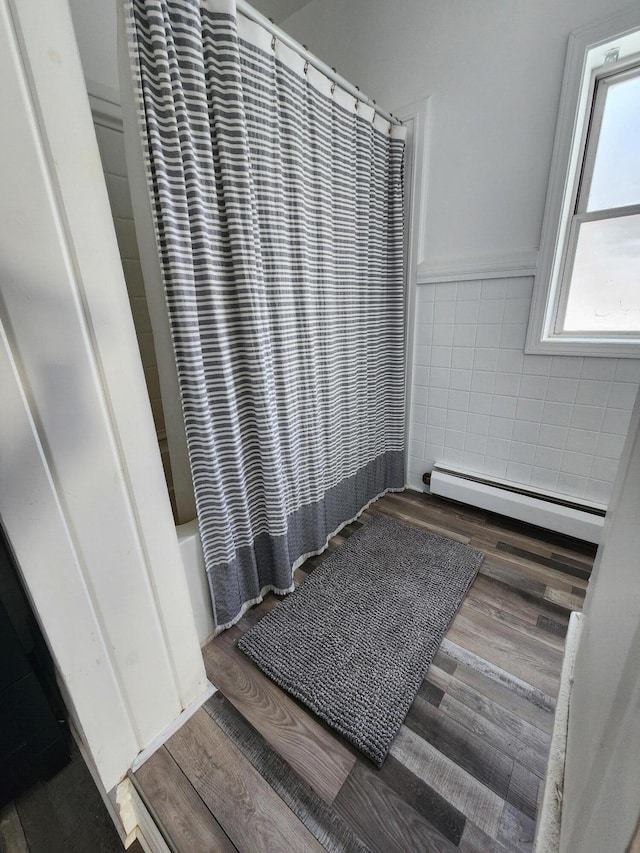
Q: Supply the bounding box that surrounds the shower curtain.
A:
[124,0,407,631]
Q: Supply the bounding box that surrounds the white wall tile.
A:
[595,432,625,459]
[478,299,505,324]
[546,377,578,403]
[575,379,608,406]
[503,298,530,324]
[520,374,548,399]
[608,382,638,410]
[427,387,448,408]
[571,404,605,431]
[432,324,454,346]
[434,301,456,323]
[491,395,517,419]
[551,356,583,378]
[451,348,474,369]
[556,473,587,498]
[445,429,466,450]
[426,407,446,427]
[499,324,527,349]
[565,429,598,454]
[446,409,468,431]
[534,446,563,470]
[614,361,640,382]
[600,407,631,435]
[512,420,539,443]
[562,451,593,477]
[448,389,470,411]
[431,346,452,367]
[506,462,532,484]
[590,457,620,483]
[474,348,499,371]
[455,300,479,324]
[538,424,567,449]
[409,276,640,505]
[468,392,493,414]
[488,416,514,440]
[581,358,616,380]
[510,441,536,465]
[480,280,507,299]
[494,373,521,396]
[542,401,572,427]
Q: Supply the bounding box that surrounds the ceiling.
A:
[249,0,314,24]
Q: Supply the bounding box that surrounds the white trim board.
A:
[417,248,538,283]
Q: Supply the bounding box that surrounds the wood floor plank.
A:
[333,761,459,853]
[440,640,556,715]
[506,761,542,820]
[430,653,555,734]
[202,693,369,853]
[389,724,505,838]
[0,804,28,853]
[376,755,466,845]
[404,694,514,800]
[367,502,471,543]
[166,709,325,853]
[203,632,356,804]
[497,802,537,852]
[459,819,512,853]
[134,747,236,852]
[460,593,565,653]
[446,607,563,697]
[496,541,591,581]
[152,489,591,853]
[425,668,550,777]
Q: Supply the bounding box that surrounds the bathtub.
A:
[176,519,216,646]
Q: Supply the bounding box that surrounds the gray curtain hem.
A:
[211,483,406,634]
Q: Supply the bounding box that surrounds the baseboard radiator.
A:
[428,464,605,544]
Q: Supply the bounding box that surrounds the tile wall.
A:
[408,278,640,505]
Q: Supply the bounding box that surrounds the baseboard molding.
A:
[430,465,605,544]
[534,611,583,852]
[416,248,538,283]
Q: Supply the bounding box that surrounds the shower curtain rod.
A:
[236,0,401,126]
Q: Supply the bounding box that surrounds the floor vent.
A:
[429,465,605,544]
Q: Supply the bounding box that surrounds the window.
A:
[527,9,640,357]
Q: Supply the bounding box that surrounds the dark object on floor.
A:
[0,741,127,853]
[237,515,484,766]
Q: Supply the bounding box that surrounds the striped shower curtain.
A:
[125,0,406,631]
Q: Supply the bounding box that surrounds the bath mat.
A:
[237,514,484,767]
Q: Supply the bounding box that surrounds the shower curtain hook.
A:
[331,81,336,96]
[271,34,276,51]
[304,59,309,75]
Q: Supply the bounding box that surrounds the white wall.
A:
[283,0,635,266]
[283,0,640,503]
[68,0,120,100]
[1,0,207,794]
[560,387,640,851]
[410,278,637,502]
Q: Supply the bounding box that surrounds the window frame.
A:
[526,8,640,358]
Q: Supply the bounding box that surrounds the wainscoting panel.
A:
[408,277,640,506]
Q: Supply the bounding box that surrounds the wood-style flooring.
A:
[132,490,596,853]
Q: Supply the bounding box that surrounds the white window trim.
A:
[526,6,640,358]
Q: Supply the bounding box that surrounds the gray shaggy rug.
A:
[237,514,484,767]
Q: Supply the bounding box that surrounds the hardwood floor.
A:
[133,490,596,852]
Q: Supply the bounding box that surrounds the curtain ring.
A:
[331,81,336,96]
[304,60,309,75]
[271,35,276,51]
